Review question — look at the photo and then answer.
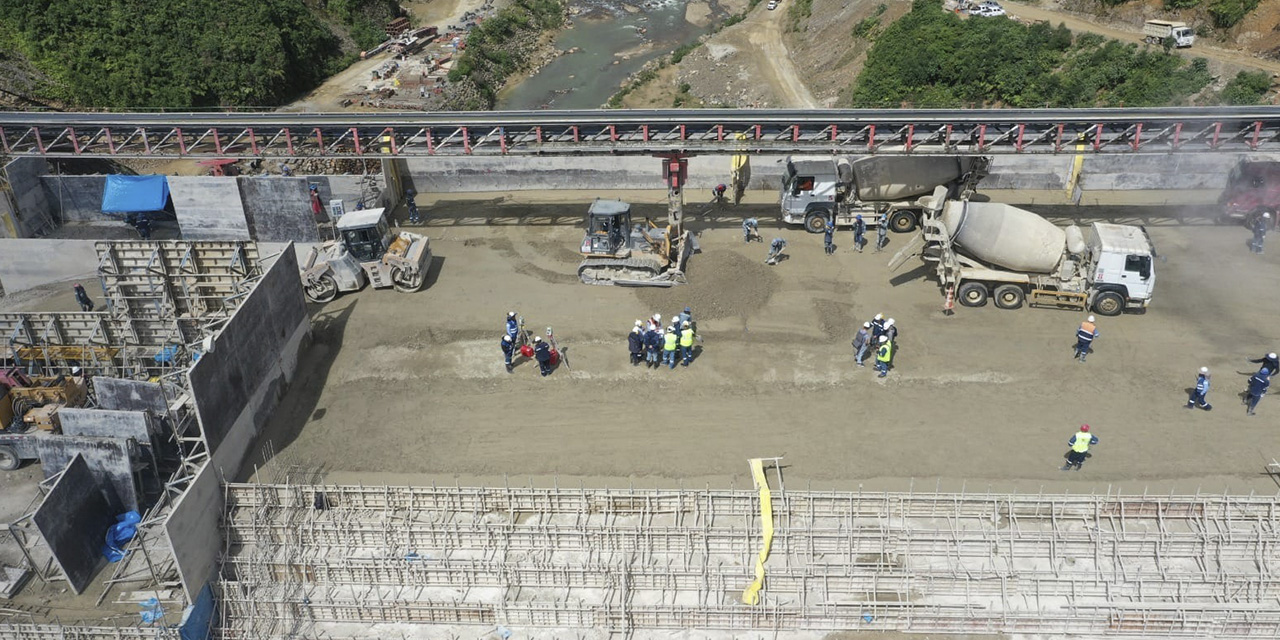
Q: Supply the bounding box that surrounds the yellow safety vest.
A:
[680,329,694,348]
[663,332,678,351]
[1071,431,1092,453]
[876,341,893,362]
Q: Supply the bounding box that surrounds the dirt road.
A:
[1004,2,1280,75]
[740,5,819,107]
[252,194,1280,494]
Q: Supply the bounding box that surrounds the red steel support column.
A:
[792,125,799,142]
[1130,123,1142,151]
[385,128,398,155]
[500,128,507,154]
[248,128,259,155]
[1251,121,1262,150]
[1092,123,1102,152]
[351,128,362,155]
[105,129,115,155]
[176,128,186,155]
[1210,122,1222,148]
[142,130,151,155]
[641,125,649,142]
[33,127,44,154]
[69,128,80,154]
[427,128,435,155]
[572,126,579,143]
[975,125,985,152]
[754,124,761,140]
[867,124,875,151]
[610,125,617,142]
[680,125,686,141]
[945,124,953,148]
[905,124,915,153]
[0,128,9,154]
[1014,124,1024,152]
[535,126,542,144]
[314,128,324,155]
[1054,124,1063,153]
[831,125,838,141]
[285,128,295,155]
[462,127,471,154]
[1172,123,1182,150]
[212,129,223,155]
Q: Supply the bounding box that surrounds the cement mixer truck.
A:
[890,187,1156,316]
[779,155,989,234]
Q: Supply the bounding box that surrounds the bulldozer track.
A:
[577,257,664,286]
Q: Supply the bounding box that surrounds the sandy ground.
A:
[247,191,1280,496]
[1005,1,1280,76]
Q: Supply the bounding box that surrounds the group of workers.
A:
[1183,358,1272,415]
[499,311,560,377]
[629,308,698,369]
[742,214,891,265]
[851,313,898,378]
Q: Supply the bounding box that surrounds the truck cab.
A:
[1087,223,1155,315]
[780,159,843,233]
[1219,160,1280,227]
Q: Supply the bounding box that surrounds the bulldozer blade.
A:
[613,279,676,288]
[887,232,925,272]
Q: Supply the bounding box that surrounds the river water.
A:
[496,0,717,110]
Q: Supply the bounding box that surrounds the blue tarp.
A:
[101,175,170,213]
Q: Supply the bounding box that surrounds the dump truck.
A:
[890,187,1156,315]
[1143,20,1194,48]
[1219,159,1280,227]
[779,155,989,234]
[300,207,432,303]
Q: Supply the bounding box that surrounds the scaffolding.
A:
[217,482,1280,638]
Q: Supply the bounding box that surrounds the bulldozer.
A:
[300,207,432,303]
[576,157,696,287]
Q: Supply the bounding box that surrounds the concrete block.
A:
[59,408,155,442]
[169,177,250,240]
[32,454,114,594]
[0,238,100,293]
[93,378,168,415]
[238,177,320,242]
[36,435,139,513]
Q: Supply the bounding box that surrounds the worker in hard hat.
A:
[875,335,892,378]
[711,183,727,205]
[72,283,95,312]
[875,212,888,252]
[1249,352,1279,376]
[742,218,760,243]
[679,320,696,366]
[1062,424,1099,471]
[645,325,663,368]
[1247,368,1271,416]
[870,313,886,341]
[823,218,836,255]
[505,312,520,344]
[627,325,645,366]
[662,326,679,369]
[1186,367,1212,410]
[1251,212,1270,254]
[852,214,866,253]
[533,336,553,377]
[500,334,516,373]
[766,238,787,265]
[1074,315,1098,363]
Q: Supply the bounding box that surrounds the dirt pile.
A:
[635,249,779,320]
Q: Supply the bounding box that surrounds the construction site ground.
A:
[232,191,1280,495]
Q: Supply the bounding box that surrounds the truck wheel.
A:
[0,445,19,471]
[304,274,339,304]
[391,267,425,293]
[889,210,918,233]
[957,282,989,307]
[1093,291,1125,316]
[804,212,829,234]
[993,284,1025,310]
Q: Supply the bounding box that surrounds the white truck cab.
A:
[1088,223,1155,311]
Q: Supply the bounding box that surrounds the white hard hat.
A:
[1266,212,1272,219]
[1270,353,1278,359]
[508,311,516,317]
[635,320,643,327]
[534,336,542,342]
[667,326,674,331]
[862,322,870,328]
[1087,315,1095,323]
[654,313,662,321]
[1199,366,1209,374]
[878,335,888,343]
[874,313,883,320]
[502,334,511,342]
[682,320,690,327]
[885,318,895,327]
[632,326,640,333]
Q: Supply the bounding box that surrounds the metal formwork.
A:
[217,483,1280,638]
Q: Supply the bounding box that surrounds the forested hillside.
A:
[0,0,398,109]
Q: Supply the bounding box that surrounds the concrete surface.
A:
[169,177,250,240]
[250,194,1280,496]
[0,239,100,294]
[238,177,320,242]
[2,158,56,238]
[58,409,155,443]
[93,378,169,415]
[31,455,113,595]
[39,175,108,223]
[164,463,221,601]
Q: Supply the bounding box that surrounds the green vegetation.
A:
[1161,0,1260,27]
[446,0,563,107]
[852,4,888,39]
[1220,70,1271,104]
[787,0,814,31]
[849,0,1212,107]
[0,0,407,109]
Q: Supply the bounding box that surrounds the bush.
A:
[671,42,700,64]
[0,0,350,108]
[849,0,1212,107]
[1208,0,1260,28]
[787,0,813,30]
[1220,70,1271,104]
[678,82,692,93]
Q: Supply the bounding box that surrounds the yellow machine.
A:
[6,375,87,432]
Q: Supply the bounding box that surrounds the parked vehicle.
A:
[1143,20,1195,48]
[1219,159,1280,227]
[779,155,989,234]
[976,2,1006,16]
[767,0,779,9]
[300,208,432,303]
[890,187,1157,315]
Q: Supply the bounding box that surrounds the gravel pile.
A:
[635,249,779,320]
